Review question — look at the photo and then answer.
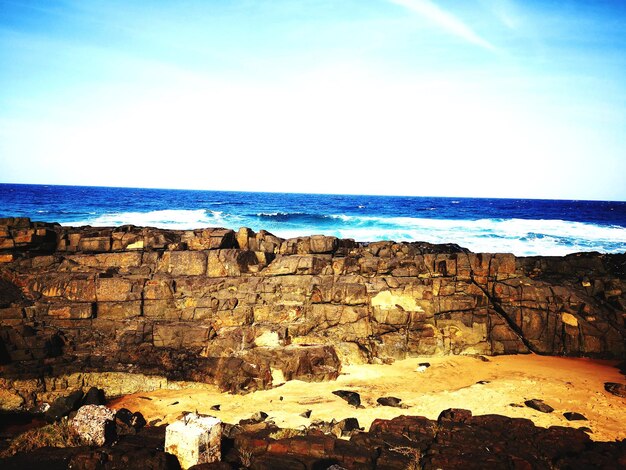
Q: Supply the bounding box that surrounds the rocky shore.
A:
[0,217,625,468]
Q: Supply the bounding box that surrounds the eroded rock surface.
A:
[0,218,625,408]
[1,409,625,469]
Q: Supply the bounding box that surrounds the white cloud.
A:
[389,0,497,51]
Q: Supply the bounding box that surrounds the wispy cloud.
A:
[389,0,497,52]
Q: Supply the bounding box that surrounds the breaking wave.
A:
[3,184,624,257]
[62,209,626,256]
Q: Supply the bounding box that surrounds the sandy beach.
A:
[110,354,626,443]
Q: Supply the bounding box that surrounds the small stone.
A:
[332,390,361,407]
[71,405,116,446]
[332,417,362,437]
[30,402,50,414]
[524,399,554,413]
[377,397,403,408]
[210,404,221,411]
[563,412,587,421]
[604,382,626,398]
[416,362,431,372]
[239,411,268,425]
[476,380,490,385]
[300,409,312,418]
[252,411,268,422]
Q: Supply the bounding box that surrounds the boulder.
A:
[45,390,84,422]
[71,404,116,446]
[82,387,106,406]
[115,407,146,435]
[165,413,222,469]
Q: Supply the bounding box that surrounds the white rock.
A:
[165,413,222,469]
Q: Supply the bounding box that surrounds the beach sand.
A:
[109,354,626,442]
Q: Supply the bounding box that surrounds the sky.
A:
[0,0,625,200]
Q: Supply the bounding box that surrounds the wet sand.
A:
[110,354,626,442]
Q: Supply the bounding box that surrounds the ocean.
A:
[1,183,625,257]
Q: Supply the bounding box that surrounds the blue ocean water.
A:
[1,183,625,256]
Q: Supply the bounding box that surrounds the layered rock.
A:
[0,218,624,408]
[231,410,626,469]
[3,410,624,469]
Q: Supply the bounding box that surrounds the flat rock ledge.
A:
[0,218,625,409]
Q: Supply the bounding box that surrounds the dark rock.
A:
[132,411,147,429]
[239,411,268,425]
[210,404,220,411]
[476,380,490,384]
[334,417,361,436]
[563,412,588,421]
[45,390,85,422]
[332,390,361,407]
[115,408,146,436]
[605,382,626,398]
[82,387,105,406]
[437,408,472,423]
[376,396,403,408]
[524,399,554,413]
[116,407,134,425]
[299,409,312,418]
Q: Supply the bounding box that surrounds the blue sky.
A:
[1,0,625,200]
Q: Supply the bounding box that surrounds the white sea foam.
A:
[61,210,626,256]
[63,209,240,230]
[263,217,626,256]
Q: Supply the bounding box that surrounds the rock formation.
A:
[0,217,624,409]
[2,408,624,469]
